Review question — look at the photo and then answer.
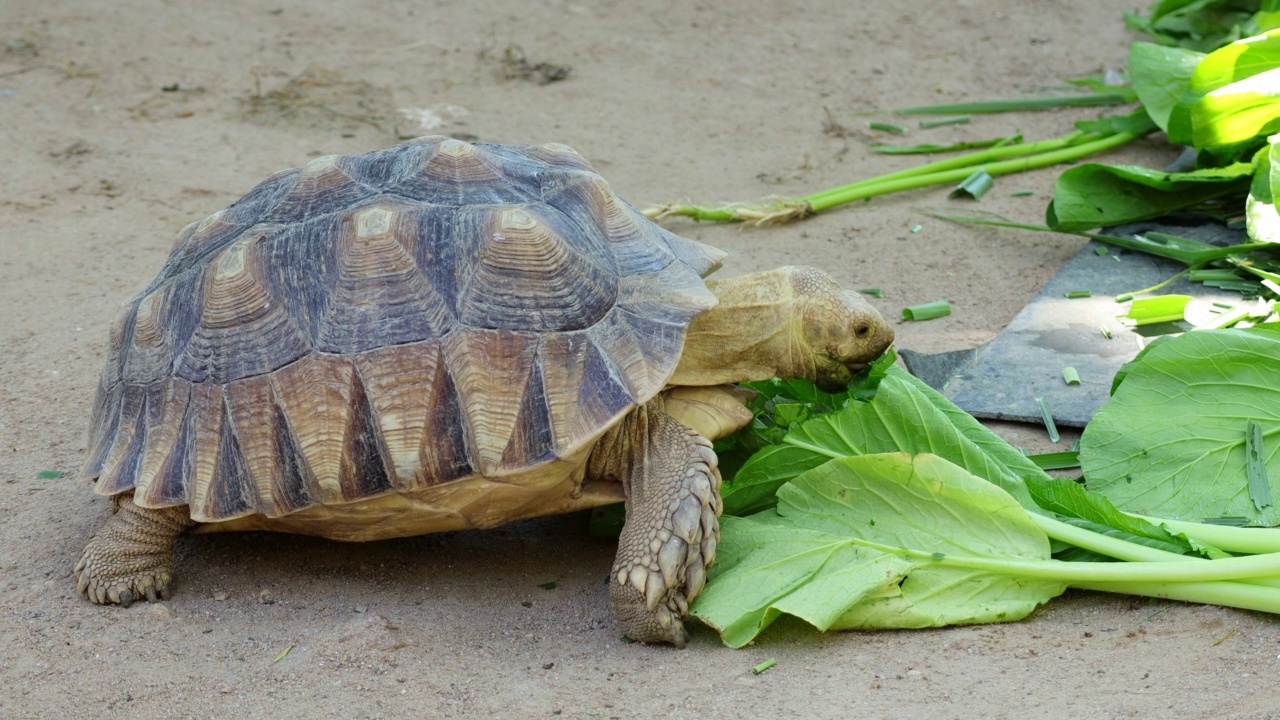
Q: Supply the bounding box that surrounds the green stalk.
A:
[804,133,1141,214]
[1075,580,1280,615]
[882,92,1138,115]
[848,527,1280,583]
[1034,513,1280,588]
[921,547,1280,583]
[642,130,1139,225]
[1034,514,1183,562]
[803,131,1092,204]
[925,211,1276,266]
[1131,514,1280,555]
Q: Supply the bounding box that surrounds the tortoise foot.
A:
[74,495,193,607]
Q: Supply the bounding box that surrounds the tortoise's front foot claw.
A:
[74,543,175,607]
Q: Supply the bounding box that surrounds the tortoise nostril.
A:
[855,324,871,338]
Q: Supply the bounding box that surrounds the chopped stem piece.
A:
[902,301,951,321]
[920,116,971,128]
[1036,397,1061,443]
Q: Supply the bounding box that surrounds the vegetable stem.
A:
[922,546,1280,583]
[1131,514,1280,555]
[1075,580,1280,615]
[805,133,1140,215]
[642,130,1150,225]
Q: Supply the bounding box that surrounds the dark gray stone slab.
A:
[900,222,1248,427]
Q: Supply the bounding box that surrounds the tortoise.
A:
[74,135,893,646]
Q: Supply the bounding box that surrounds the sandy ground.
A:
[2,0,1279,717]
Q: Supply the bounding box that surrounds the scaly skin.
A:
[670,266,894,392]
[75,494,196,606]
[590,403,725,647]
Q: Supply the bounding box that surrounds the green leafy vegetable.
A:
[1129,41,1204,135]
[1080,328,1280,525]
[1247,133,1280,241]
[1193,67,1280,147]
[722,368,1039,516]
[693,453,1066,646]
[1047,162,1254,231]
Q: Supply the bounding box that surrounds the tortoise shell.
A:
[80,136,724,526]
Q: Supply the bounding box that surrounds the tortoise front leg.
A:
[591,403,723,647]
[75,494,196,606]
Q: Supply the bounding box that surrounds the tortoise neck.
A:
[668,268,809,386]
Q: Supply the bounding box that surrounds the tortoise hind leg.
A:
[591,402,728,647]
[75,494,196,607]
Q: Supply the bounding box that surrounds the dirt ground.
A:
[2,0,1278,718]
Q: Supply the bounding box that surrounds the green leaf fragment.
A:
[1193,269,1247,283]
[538,581,558,590]
[752,658,777,674]
[1010,190,1036,197]
[1036,397,1061,443]
[1246,420,1273,512]
[1026,451,1080,471]
[1063,367,1081,385]
[885,93,1137,115]
[869,133,1022,155]
[949,169,995,200]
[868,121,907,134]
[1065,290,1092,298]
[902,301,951,321]
[36,470,64,480]
[858,287,885,298]
[920,116,971,129]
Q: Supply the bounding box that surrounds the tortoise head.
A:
[791,267,894,392]
[670,265,893,392]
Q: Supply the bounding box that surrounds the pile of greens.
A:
[641,0,1280,647]
[694,331,1280,647]
[1047,4,1280,310]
